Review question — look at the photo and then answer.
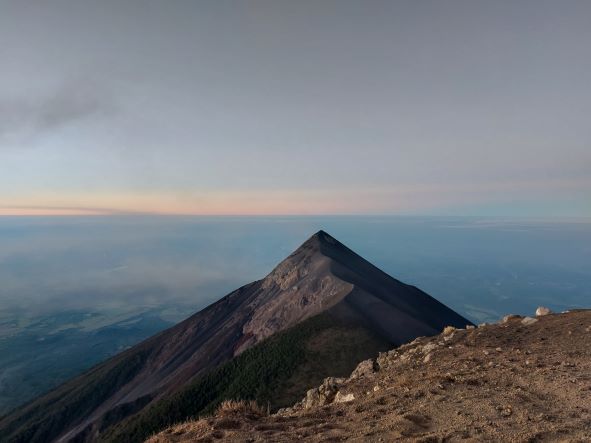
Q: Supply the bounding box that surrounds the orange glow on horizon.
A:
[0,208,109,216]
[0,189,412,216]
[1,177,589,216]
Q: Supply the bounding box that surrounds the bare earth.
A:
[149,310,591,442]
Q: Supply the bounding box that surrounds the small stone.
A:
[521,316,538,326]
[495,347,502,352]
[423,353,432,363]
[501,406,513,417]
[535,306,551,317]
[478,323,489,327]
[466,325,476,330]
[483,350,490,356]
[373,385,381,392]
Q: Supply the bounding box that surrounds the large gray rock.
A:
[349,359,377,380]
[302,377,345,409]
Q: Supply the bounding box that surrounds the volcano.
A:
[0,230,471,443]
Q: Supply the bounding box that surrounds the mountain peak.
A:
[290,230,344,260]
[313,229,341,247]
[299,229,333,247]
[263,229,353,291]
[313,229,341,243]
[311,229,331,240]
[243,230,471,354]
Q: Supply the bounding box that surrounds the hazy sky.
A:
[1,0,589,216]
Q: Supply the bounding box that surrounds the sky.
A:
[0,0,590,216]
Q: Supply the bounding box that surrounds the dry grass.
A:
[146,400,268,442]
[215,399,268,417]
[146,419,208,441]
[442,325,456,335]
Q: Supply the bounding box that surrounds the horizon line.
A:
[0,213,589,220]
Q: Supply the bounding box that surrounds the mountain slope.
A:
[150,310,591,443]
[101,310,390,443]
[0,230,471,443]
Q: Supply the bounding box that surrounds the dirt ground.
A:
[148,310,591,442]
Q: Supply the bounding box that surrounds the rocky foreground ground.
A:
[148,310,591,442]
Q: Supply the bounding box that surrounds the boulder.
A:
[535,306,551,317]
[349,359,377,380]
[302,377,345,409]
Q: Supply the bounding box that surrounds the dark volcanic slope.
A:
[0,231,471,443]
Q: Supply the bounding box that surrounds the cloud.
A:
[0,82,113,143]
